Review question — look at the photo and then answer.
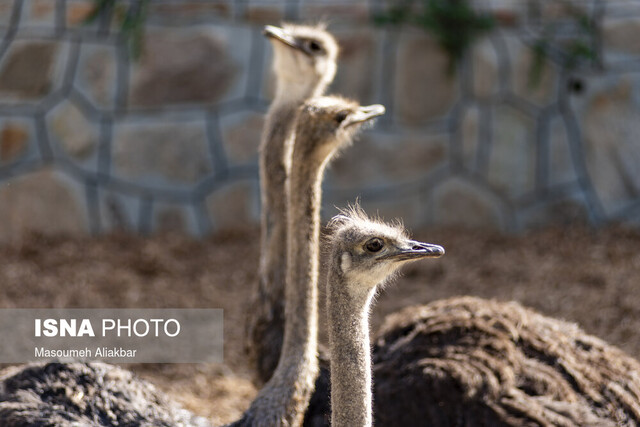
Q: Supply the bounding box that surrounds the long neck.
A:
[250,84,314,383]
[269,152,328,424]
[258,101,297,294]
[258,76,323,295]
[328,265,376,427]
[250,145,328,426]
[275,78,325,105]
[283,152,328,348]
[246,99,298,384]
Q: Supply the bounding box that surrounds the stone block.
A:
[299,3,370,24]
[0,168,87,242]
[471,37,500,99]
[328,130,447,188]
[0,41,58,100]
[581,77,640,214]
[149,2,231,19]
[431,177,505,230]
[129,28,239,107]
[603,17,640,55]
[26,0,56,26]
[220,112,263,166]
[49,101,98,160]
[66,0,95,27]
[505,35,557,107]
[113,119,212,186]
[244,5,284,24]
[0,1,15,27]
[206,180,259,230]
[488,106,536,198]
[77,44,117,109]
[538,2,582,20]
[332,28,377,104]
[148,0,233,20]
[0,121,30,163]
[492,9,521,27]
[395,30,458,125]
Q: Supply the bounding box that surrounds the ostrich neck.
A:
[328,269,376,427]
[248,100,298,386]
[256,152,327,425]
[259,84,323,282]
[251,90,316,385]
[251,67,329,384]
[256,92,321,322]
[275,78,325,105]
[259,102,297,280]
[284,156,327,349]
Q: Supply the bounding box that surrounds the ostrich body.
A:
[373,296,640,426]
[325,208,444,427]
[0,362,210,427]
[237,96,385,426]
[247,24,339,385]
[309,289,640,426]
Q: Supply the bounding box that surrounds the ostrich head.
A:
[294,96,385,165]
[264,24,339,100]
[328,207,444,295]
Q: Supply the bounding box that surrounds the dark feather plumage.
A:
[0,362,209,427]
[304,296,640,427]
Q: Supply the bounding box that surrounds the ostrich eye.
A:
[307,40,323,53]
[335,111,349,124]
[365,238,384,253]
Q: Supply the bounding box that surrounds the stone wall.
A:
[0,0,639,240]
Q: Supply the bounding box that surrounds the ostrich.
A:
[322,213,640,427]
[325,207,444,427]
[246,23,339,385]
[235,96,385,426]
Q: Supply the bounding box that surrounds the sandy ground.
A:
[1,224,640,424]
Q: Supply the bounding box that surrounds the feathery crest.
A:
[328,202,410,243]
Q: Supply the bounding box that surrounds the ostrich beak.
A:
[263,25,308,56]
[344,104,386,127]
[378,240,445,262]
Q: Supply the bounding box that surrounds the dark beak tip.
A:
[416,244,444,258]
[262,25,307,55]
[431,246,445,257]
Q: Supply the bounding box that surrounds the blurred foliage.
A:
[86,0,149,58]
[375,0,495,74]
[529,0,598,88]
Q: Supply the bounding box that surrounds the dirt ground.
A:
[1,224,640,424]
